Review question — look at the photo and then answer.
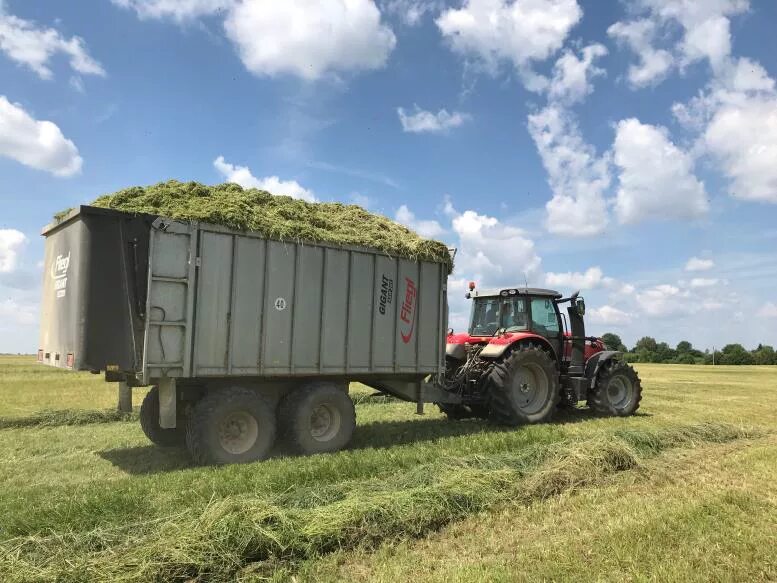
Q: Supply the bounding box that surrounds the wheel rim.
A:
[510,363,551,416]
[217,411,259,455]
[309,403,342,442]
[607,375,633,410]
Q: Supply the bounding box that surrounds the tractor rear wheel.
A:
[185,387,276,465]
[279,382,356,455]
[139,386,185,447]
[487,345,560,425]
[588,360,642,416]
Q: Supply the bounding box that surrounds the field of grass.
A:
[0,356,775,581]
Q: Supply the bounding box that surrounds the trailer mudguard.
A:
[584,350,622,387]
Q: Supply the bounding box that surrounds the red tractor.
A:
[437,283,642,424]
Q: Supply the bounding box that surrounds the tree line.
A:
[601,333,777,365]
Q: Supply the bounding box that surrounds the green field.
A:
[1,356,775,581]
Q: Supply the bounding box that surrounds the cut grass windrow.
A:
[0,422,758,583]
[0,408,138,430]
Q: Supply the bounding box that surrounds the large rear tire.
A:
[185,387,276,465]
[279,382,356,455]
[139,386,185,447]
[487,346,560,425]
[588,360,642,416]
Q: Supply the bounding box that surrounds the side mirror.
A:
[576,298,586,316]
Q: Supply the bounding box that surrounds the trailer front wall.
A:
[144,221,447,380]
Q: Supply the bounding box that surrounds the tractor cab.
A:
[459,283,601,367]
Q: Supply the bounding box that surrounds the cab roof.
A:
[470,287,562,300]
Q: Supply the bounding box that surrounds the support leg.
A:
[117,381,132,413]
[158,378,177,429]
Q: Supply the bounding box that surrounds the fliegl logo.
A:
[51,251,71,299]
[399,277,417,344]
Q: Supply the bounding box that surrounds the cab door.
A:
[529,297,562,358]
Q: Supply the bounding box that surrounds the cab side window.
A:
[531,298,560,336]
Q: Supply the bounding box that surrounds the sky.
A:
[1,0,776,353]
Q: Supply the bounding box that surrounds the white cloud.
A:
[607,18,673,87]
[545,266,604,290]
[0,229,26,273]
[758,302,777,318]
[397,106,469,133]
[213,156,316,201]
[349,193,373,208]
[0,298,36,327]
[613,118,708,224]
[0,96,83,176]
[690,277,719,288]
[608,0,749,86]
[223,0,396,81]
[588,305,632,326]
[395,205,445,238]
[704,97,777,203]
[527,105,610,237]
[436,0,582,80]
[547,43,607,104]
[636,283,687,317]
[112,0,232,21]
[0,6,105,79]
[685,257,715,271]
[447,203,541,285]
[383,0,441,26]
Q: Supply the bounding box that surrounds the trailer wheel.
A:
[588,360,642,416]
[139,386,185,447]
[185,387,276,465]
[279,382,356,455]
[487,345,560,425]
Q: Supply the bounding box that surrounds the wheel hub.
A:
[309,403,342,442]
[608,376,633,409]
[511,362,550,415]
[217,411,259,455]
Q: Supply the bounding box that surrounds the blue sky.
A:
[1,0,776,353]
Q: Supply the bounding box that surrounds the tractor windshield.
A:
[469,297,529,336]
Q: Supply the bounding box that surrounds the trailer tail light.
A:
[37,349,44,362]
[66,353,74,369]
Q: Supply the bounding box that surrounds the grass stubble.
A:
[0,359,774,581]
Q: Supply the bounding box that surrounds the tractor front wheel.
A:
[588,360,642,416]
[487,345,560,425]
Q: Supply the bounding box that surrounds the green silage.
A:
[91,180,453,270]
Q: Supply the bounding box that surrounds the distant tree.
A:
[676,341,693,354]
[602,332,627,352]
[720,344,754,365]
[675,353,696,364]
[752,344,776,365]
[654,342,676,363]
[635,336,658,353]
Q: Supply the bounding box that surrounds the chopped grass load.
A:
[90,180,453,270]
[0,422,757,582]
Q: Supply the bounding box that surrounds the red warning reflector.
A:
[66,353,74,369]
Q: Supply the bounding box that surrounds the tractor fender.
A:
[480,333,557,361]
[585,351,622,388]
